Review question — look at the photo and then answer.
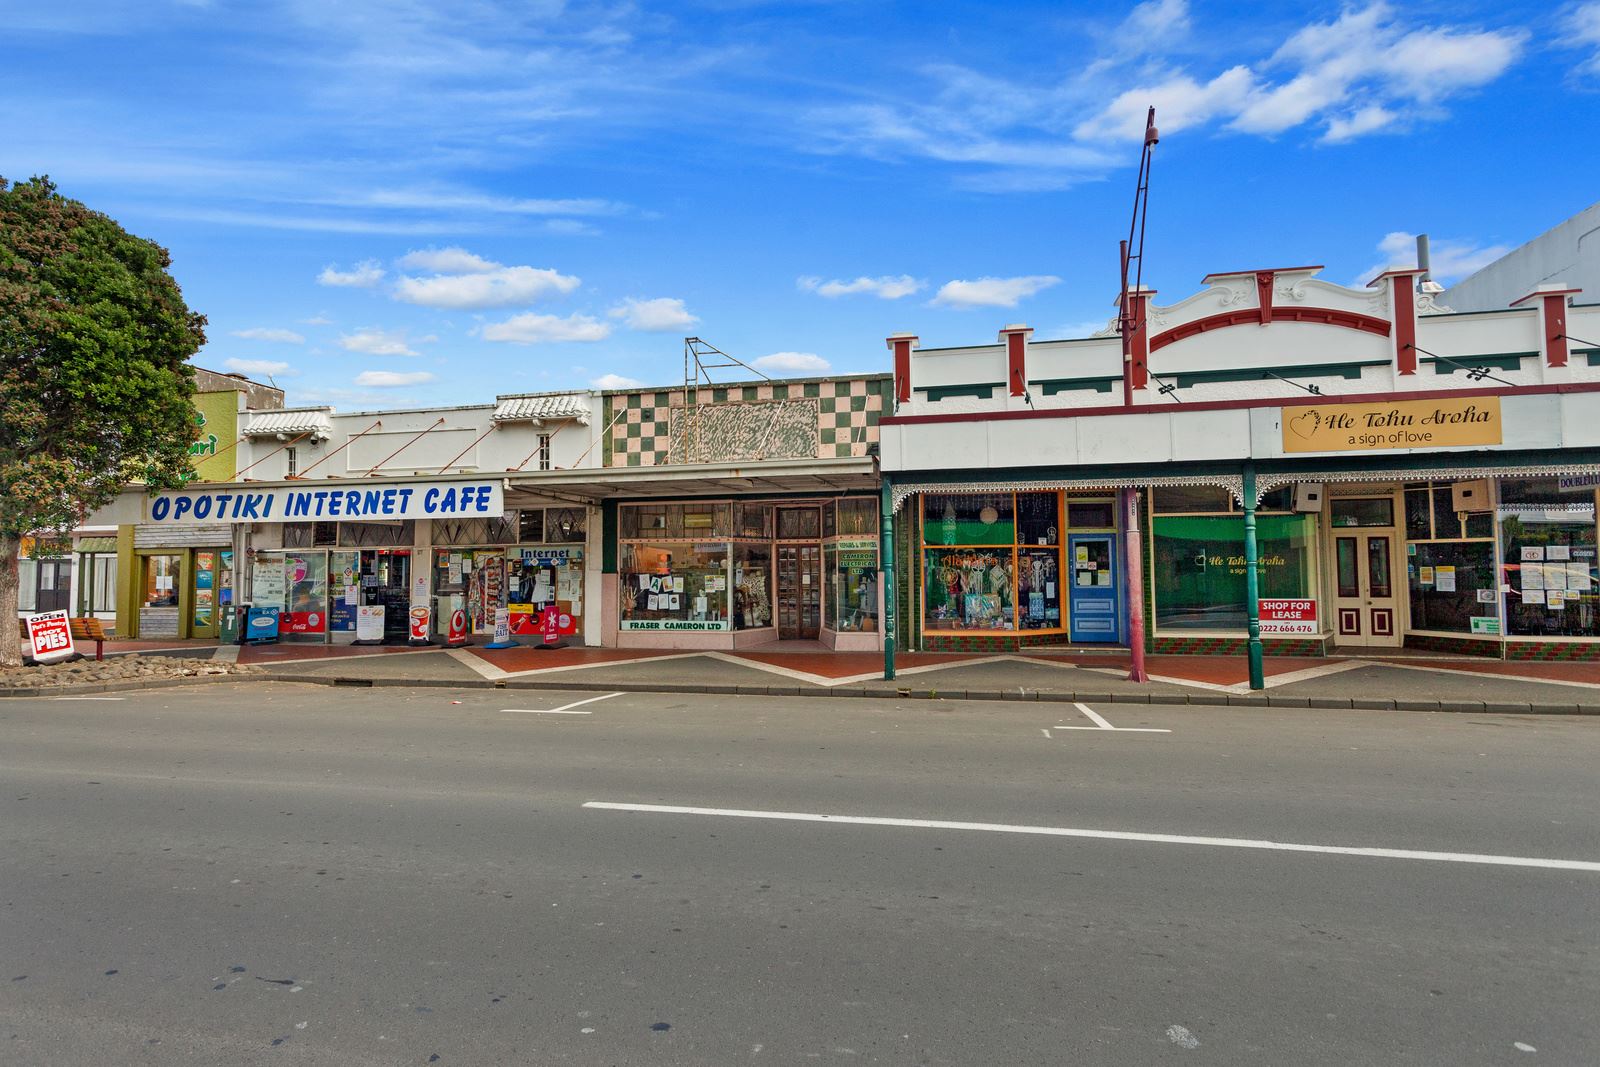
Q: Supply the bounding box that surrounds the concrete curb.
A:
[6,669,1595,717]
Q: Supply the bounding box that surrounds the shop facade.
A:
[880,271,1600,660]
[593,374,890,650]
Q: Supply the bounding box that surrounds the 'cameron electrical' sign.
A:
[147,481,504,525]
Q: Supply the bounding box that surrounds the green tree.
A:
[1,176,205,667]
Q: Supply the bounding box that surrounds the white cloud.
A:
[338,328,421,356]
[1075,66,1257,141]
[300,315,334,326]
[751,352,831,375]
[1354,230,1513,288]
[481,312,612,344]
[317,260,385,287]
[1321,105,1400,144]
[1567,2,1600,76]
[608,297,699,331]
[394,264,581,309]
[591,373,646,389]
[223,357,295,377]
[933,275,1061,309]
[230,327,306,344]
[354,370,436,388]
[396,246,500,273]
[798,275,923,300]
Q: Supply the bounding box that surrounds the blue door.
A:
[1068,534,1121,643]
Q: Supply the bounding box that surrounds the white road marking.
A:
[1040,728,1052,738]
[51,696,126,701]
[581,801,1600,874]
[1166,1024,1200,1049]
[501,692,623,715]
[1055,702,1171,733]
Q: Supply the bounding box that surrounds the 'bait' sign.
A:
[1281,397,1501,454]
[147,480,503,524]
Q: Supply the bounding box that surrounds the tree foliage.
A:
[0,175,205,665]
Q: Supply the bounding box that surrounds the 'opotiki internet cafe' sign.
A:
[147,480,504,524]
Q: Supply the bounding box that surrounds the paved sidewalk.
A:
[221,640,1600,713]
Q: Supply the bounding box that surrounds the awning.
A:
[75,537,118,553]
[493,393,591,424]
[242,408,334,437]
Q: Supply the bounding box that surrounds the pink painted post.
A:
[1122,487,1148,682]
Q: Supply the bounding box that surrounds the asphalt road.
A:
[3,683,1598,1066]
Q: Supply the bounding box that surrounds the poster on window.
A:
[253,557,286,607]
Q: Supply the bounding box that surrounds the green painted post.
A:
[880,479,896,681]
[1242,463,1264,691]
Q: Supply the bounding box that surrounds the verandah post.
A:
[880,479,896,681]
[1122,487,1148,682]
[1242,463,1265,690]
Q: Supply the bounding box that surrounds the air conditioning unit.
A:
[1292,483,1324,513]
[1450,479,1492,513]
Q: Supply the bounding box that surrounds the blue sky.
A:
[6,0,1597,408]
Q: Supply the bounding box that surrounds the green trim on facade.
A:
[1424,353,1533,374]
[1172,360,1389,389]
[1033,376,1121,396]
[916,383,1001,402]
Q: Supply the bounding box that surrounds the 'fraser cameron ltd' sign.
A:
[147,481,504,524]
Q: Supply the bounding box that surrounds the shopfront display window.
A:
[1404,482,1498,635]
[1499,478,1599,638]
[506,547,581,638]
[1151,513,1316,632]
[284,552,329,636]
[732,544,772,630]
[620,543,731,631]
[143,554,180,607]
[923,548,1015,631]
[924,493,1015,546]
[827,540,879,633]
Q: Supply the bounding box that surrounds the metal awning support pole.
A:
[1242,463,1265,690]
[1122,487,1149,682]
[880,478,896,681]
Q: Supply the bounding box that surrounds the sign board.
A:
[26,610,76,662]
[619,619,731,631]
[492,608,511,645]
[252,557,287,606]
[147,480,504,524]
[1281,397,1501,454]
[1470,616,1501,635]
[1258,598,1318,636]
[356,605,386,642]
[1558,474,1600,492]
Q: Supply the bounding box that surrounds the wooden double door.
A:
[1333,530,1401,647]
[776,544,821,640]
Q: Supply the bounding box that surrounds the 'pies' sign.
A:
[1281,397,1501,454]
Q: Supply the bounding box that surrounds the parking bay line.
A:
[1054,702,1171,733]
[582,801,1600,874]
[501,692,623,715]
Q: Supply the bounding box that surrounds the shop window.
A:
[619,503,731,541]
[546,508,587,544]
[828,540,879,633]
[1151,514,1315,631]
[924,548,1015,631]
[835,498,878,536]
[1499,478,1598,638]
[518,509,546,543]
[1404,488,1433,539]
[433,516,516,546]
[733,544,772,630]
[339,519,414,548]
[1151,486,1232,513]
[923,494,1015,545]
[17,558,37,612]
[507,547,582,639]
[1018,493,1061,544]
[284,522,338,548]
[619,543,731,631]
[1409,542,1496,634]
[1330,498,1394,528]
[1017,547,1062,629]
[735,503,771,539]
[143,554,181,607]
[823,502,837,539]
[1066,498,1115,530]
[777,507,821,540]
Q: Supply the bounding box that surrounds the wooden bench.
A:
[16,617,110,661]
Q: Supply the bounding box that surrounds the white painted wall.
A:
[1444,202,1600,311]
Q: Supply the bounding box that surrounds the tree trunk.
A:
[0,532,21,668]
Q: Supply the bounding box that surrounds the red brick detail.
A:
[1393,278,1417,376]
[1256,271,1274,324]
[1148,307,1390,352]
[1543,294,1570,368]
[1127,293,1150,392]
[1002,329,1029,397]
[888,336,916,405]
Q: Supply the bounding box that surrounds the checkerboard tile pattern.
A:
[602,376,890,467]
